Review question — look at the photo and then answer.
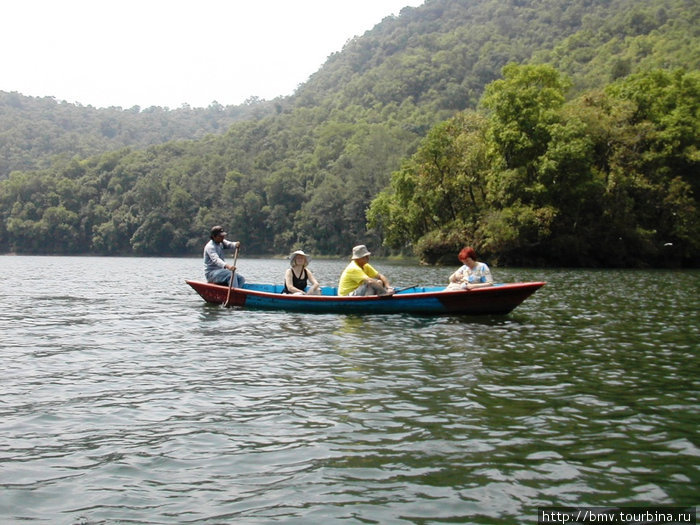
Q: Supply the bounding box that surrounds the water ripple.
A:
[0,258,698,523]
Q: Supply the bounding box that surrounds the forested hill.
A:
[1,0,698,267]
[294,0,698,113]
[0,92,279,179]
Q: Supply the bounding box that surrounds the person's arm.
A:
[482,264,493,283]
[362,272,392,293]
[362,264,390,290]
[222,240,240,271]
[449,269,463,283]
[306,269,320,291]
[465,264,493,289]
[464,282,492,290]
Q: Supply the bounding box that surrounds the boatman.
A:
[338,245,393,296]
[203,225,245,288]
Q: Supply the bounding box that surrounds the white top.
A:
[453,262,493,284]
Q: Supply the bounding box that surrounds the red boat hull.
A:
[185,281,545,316]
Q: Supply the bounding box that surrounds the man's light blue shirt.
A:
[203,239,237,281]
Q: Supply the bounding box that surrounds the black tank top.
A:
[283,268,308,293]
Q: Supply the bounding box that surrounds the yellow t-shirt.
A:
[338,260,379,296]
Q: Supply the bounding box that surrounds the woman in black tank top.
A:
[283,250,321,294]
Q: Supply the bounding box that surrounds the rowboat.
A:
[185,280,545,315]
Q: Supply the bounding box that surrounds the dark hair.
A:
[458,246,476,262]
[210,225,226,239]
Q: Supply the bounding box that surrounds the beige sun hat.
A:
[351,245,371,259]
[289,250,310,266]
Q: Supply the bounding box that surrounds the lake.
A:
[1,255,698,524]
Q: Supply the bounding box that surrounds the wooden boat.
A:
[185,280,545,315]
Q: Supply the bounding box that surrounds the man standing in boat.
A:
[203,225,245,288]
[338,245,393,296]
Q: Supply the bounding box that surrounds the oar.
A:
[379,284,418,298]
[393,285,418,293]
[224,245,240,307]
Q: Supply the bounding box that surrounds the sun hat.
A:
[289,250,310,266]
[351,245,371,259]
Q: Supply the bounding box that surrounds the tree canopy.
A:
[369,66,699,267]
[1,0,698,267]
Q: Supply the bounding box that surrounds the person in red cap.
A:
[203,225,245,287]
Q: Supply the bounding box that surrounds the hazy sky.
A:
[3,0,424,109]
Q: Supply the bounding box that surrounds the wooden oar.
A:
[224,245,240,307]
[378,284,418,299]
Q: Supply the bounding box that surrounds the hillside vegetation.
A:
[0,0,697,267]
[0,93,278,179]
[370,65,698,266]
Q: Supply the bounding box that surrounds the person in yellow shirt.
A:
[338,245,394,296]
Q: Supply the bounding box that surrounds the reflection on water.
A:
[0,256,698,523]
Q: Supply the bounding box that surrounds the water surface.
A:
[1,256,698,524]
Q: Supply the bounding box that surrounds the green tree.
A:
[368,111,491,260]
[476,64,572,262]
[481,63,570,173]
